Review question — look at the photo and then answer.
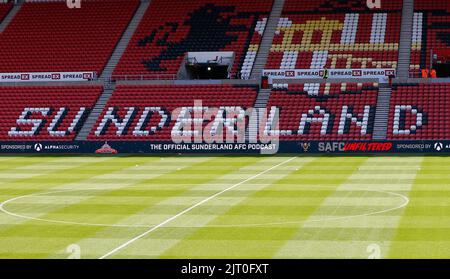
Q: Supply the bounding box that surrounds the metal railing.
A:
[409,69,422,78]
[111,72,243,81]
[110,74,178,81]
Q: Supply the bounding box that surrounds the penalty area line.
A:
[99,156,298,259]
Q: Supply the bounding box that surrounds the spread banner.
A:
[262,69,396,83]
[0,72,96,82]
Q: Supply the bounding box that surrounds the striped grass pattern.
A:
[0,156,448,259]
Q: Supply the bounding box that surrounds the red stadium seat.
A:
[266,82,379,141]
[0,86,103,141]
[266,0,402,70]
[410,1,450,72]
[0,1,12,23]
[387,84,450,140]
[0,0,139,75]
[87,85,258,141]
[113,0,274,80]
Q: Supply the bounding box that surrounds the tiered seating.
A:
[266,0,402,70]
[411,1,450,71]
[387,84,450,140]
[0,1,12,23]
[0,0,139,75]
[0,86,103,141]
[113,0,273,80]
[88,85,258,141]
[265,82,378,140]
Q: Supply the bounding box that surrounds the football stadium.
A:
[0,0,450,261]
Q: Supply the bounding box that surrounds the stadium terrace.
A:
[1,0,450,263]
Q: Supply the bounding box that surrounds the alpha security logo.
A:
[34,143,43,152]
[434,142,444,151]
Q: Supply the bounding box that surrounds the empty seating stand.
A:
[113,0,273,80]
[0,0,139,75]
[411,1,450,72]
[266,82,379,141]
[387,84,450,140]
[88,85,258,141]
[266,0,402,70]
[0,86,103,141]
[0,1,12,23]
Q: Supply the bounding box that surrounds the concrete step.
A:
[98,0,150,79]
[100,0,150,78]
[0,1,22,33]
[396,0,415,78]
[75,84,116,140]
[246,89,272,141]
[249,0,285,79]
[372,86,392,140]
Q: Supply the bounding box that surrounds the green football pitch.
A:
[0,155,449,259]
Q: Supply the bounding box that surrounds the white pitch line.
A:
[207,188,409,227]
[0,187,409,229]
[0,189,150,229]
[98,156,298,259]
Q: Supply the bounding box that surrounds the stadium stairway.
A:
[372,84,392,140]
[101,0,150,79]
[249,0,285,80]
[246,88,272,142]
[75,83,116,141]
[396,0,415,80]
[80,0,153,140]
[0,0,22,33]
